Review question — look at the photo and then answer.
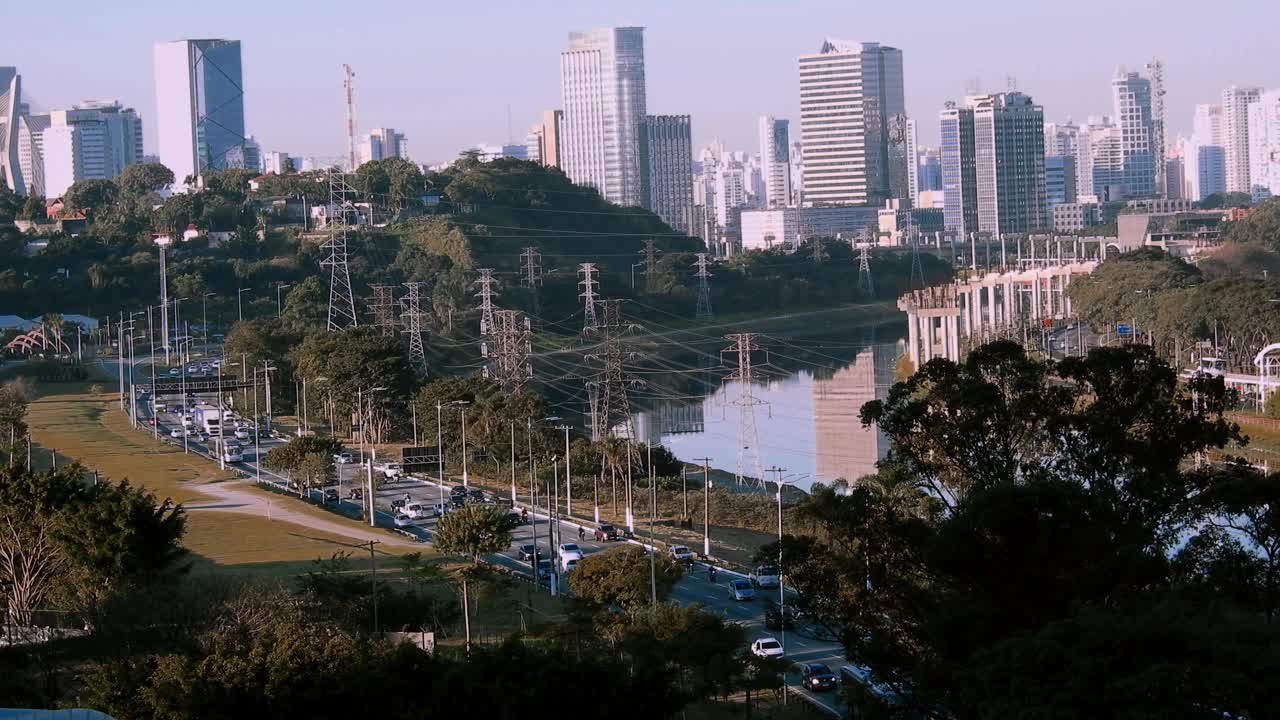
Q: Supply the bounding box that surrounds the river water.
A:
[633,326,906,493]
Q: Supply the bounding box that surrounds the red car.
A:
[593,523,619,542]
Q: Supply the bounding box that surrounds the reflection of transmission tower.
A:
[578,263,599,332]
[585,300,641,441]
[323,169,358,331]
[519,247,543,287]
[812,233,827,264]
[368,284,397,337]
[694,253,713,320]
[473,268,497,336]
[401,282,428,375]
[856,243,875,296]
[483,309,533,393]
[640,239,660,293]
[722,333,767,486]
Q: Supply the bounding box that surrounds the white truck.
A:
[193,406,223,436]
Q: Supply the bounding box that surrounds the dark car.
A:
[508,510,528,526]
[518,544,542,562]
[801,663,838,692]
[390,498,407,512]
[322,488,340,504]
[593,523,619,542]
[450,494,467,508]
[450,485,468,498]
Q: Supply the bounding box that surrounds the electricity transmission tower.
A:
[473,268,498,337]
[722,333,767,487]
[585,300,641,441]
[401,282,428,375]
[694,253,713,320]
[856,243,875,296]
[811,233,827,264]
[640,239,660,293]
[368,284,397,337]
[483,309,533,393]
[578,263,600,332]
[519,247,543,287]
[323,169,359,331]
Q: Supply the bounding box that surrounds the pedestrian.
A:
[578,526,585,541]
[708,565,717,583]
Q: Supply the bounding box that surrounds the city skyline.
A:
[6,0,1277,166]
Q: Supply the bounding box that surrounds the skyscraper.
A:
[1045,155,1077,206]
[357,128,408,165]
[940,101,978,239]
[638,114,694,233]
[1111,69,1156,198]
[559,27,646,206]
[1222,85,1262,193]
[536,110,564,169]
[0,67,26,194]
[153,39,246,184]
[41,101,145,199]
[1182,103,1227,201]
[757,116,791,208]
[944,93,1047,237]
[798,40,904,206]
[1248,89,1280,198]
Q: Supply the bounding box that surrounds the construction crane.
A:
[342,64,358,171]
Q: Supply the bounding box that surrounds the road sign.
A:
[1117,324,1133,336]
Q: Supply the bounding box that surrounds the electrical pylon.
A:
[483,309,533,393]
[323,169,359,331]
[640,239,660,293]
[519,247,543,287]
[856,243,875,296]
[578,263,600,332]
[694,253,713,320]
[722,333,767,487]
[585,300,641,441]
[368,284,397,337]
[473,268,498,336]
[811,233,827,264]
[401,281,428,375]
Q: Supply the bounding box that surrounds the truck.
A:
[194,406,223,436]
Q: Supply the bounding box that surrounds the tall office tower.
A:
[1076,116,1125,201]
[1248,89,1280,198]
[535,110,564,169]
[758,116,792,208]
[743,154,765,206]
[1222,85,1262,193]
[940,101,978,238]
[638,114,694,233]
[1181,104,1227,201]
[17,113,51,197]
[886,113,915,204]
[525,125,544,164]
[0,67,26,194]
[789,140,803,205]
[1111,69,1156,198]
[1165,156,1185,200]
[153,39,246,185]
[560,27,646,206]
[1045,154,1077,206]
[261,151,292,174]
[904,117,920,202]
[714,164,747,227]
[40,101,145,199]
[798,40,904,206]
[973,92,1047,233]
[1044,120,1081,158]
[357,127,408,166]
[916,148,942,192]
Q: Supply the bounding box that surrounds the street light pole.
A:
[509,421,517,505]
[460,405,469,487]
[436,402,446,508]
[697,457,712,558]
[202,292,215,346]
[237,287,251,323]
[275,283,291,317]
[557,424,572,517]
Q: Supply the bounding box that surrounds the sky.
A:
[8,0,1278,165]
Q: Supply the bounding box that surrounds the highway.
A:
[114,355,851,715]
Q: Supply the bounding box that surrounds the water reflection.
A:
[636,336,904,492]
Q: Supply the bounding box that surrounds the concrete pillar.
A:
[947,316,961,360]
[908,311,920,370]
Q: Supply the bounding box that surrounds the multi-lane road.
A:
[119,355,850,715]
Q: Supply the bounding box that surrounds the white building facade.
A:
[41,101,144,199]
[559,27,647,207]
[358,127,408,166]
[1248,89,1280,198]
[1222,85,1262,194]
[153,39,246,185]
[0,67,25,195]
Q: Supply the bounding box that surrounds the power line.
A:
[584,300,643,442]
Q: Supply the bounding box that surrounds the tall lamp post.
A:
[237,287,252,323]
[275,283,291,317]
[202,292,215,345]
[555,423,572,517]
[218,361,240,470]
[449,400,471,487]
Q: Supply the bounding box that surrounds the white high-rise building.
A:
[1181,104,1227,201]
[714,164,747,228]
[560,27,647,206]
[153,39,246,185]
[17,113,51,197]
[261,151,292,174]
[0,67,26,194]
[1222,85,1262,193]
[1112,69,1156,198]
[1248,89,1280,199]
[758,116,792,208]
[40,101,144,199]
[357,127,408,166]
[798,40,905,206]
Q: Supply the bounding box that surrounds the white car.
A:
[379,462,403,480]
[430,502,452,517]
[169,428,183,439]
[561,557,579,573]
[333,451,355,465]
[403,503,430,520]
[750,565,780,589]
[751,637,785,659]
[181,416,194,429]
[558,543,584,562]
[393,513,415,528]
[669,545,694,562]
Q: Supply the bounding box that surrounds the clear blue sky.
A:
[8,0,1277,164]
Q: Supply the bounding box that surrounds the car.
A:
[377,462,403,480]
[751,565,780,589]
[181,416,194,429]
[152,399,168,412]
[558,543,583,562]
[508,510,528,526]
[593,523,619,542]
[750,637,785,659]
[838,665,903,705]
[390,498,408,513]
[393,513,415,528]
[669,545,694,563]
[535,559,553,580]
[729,578,756,601]
[333,451,355,465]
[403,503,430,519]
[449,494,467,508]
[518,544,542,562]
[449,485,468,498]
[561,557,579,573]
[190,431,208,443]
[168,368,180,376]
[347,488,365,501]
[764,600,800,631]
[169,428,183,439]
[431,502,452,517]
[234,426,253,441]
[322,488,340,504]
[800,663,838,692]
[468,489,495,505]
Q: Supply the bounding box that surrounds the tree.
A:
[292,327,414,443]
[296,451,335,498]
[263,435,342,475]
[281,276,328,331]
[432,504,516,652]
[62,178,118,217]
[1227,197,1280,250]
[154,192,203,239]
[570,544,682,609]
[18,193,45,222]
[1202,191,1254,210]
[116,163,175,198]
[0,379,30,455]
